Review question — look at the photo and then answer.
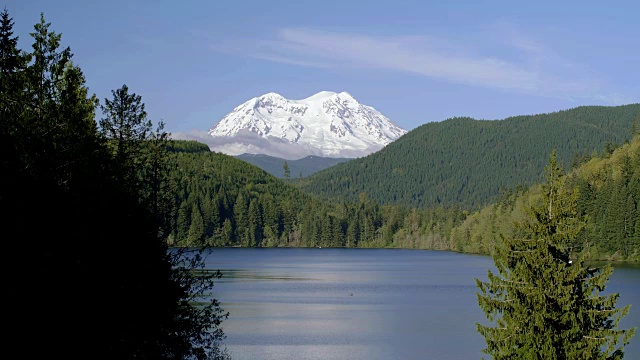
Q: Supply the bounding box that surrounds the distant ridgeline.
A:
[167,140,465,249]
[167,140,211,153]
[236,153,352,179]
[167,124,640,260]
[295,104,640,210]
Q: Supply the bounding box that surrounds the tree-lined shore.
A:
[168,133,640,262]
[2,8,637,359]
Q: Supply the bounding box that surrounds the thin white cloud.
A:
[215,27,629,104]
[272,29,541,90]
[251,53,333,68]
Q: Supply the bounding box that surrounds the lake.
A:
[201,248,640,360]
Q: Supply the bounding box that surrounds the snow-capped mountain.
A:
[206,91,407,160]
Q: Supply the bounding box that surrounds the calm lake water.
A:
[201,248,640,360]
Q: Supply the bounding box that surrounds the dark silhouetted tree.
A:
[2,11,229,360]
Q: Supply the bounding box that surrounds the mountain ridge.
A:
[295,103,640,209]
[236,153,352,178]
[206,91,407,159]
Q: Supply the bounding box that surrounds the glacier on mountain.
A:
[203,91,407,159]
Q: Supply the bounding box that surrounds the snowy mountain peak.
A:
[302,90,336,101]
[300,91,354,103]
[208,91,407,160]
[337,91,355,100]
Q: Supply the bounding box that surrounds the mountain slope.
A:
[236,154,351,178]
[450,132,640,260]
[295,104,640,209]
[167,140,466,249]
[207,91,407,159]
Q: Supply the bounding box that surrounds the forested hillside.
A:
[450,132,640,261]
[168,141,466,249]
[168,127,640,260]
[296,104,640,209]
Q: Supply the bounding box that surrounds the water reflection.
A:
[199,248,639,360]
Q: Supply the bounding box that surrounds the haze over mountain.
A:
[191,91,407,160]
[236,154,351,179]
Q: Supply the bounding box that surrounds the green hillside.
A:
[167,129,640,260]
[450,133,640,261]
[167,141,464,249]
[295,104,640,209]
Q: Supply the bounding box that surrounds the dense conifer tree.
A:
[476,151,635,359]
[188,203,205,245]
[2,11,229,359]
[0,9,19,71]
[283,160,290,178]
[99,84,153,188]
[0,8,26,180]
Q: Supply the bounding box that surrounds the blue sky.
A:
[7,0,640,135]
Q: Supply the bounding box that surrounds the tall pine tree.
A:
[99,84,152,189]
[476,151,635,359]
[2,11,229,359]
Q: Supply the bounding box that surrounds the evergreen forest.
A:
[3,7,639,360]
[476,151,635,358]
[451,132,640,260]
[167,141,466,249]
[295,105,640,209]
[1,11,229,359]
[168,129,640,261]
